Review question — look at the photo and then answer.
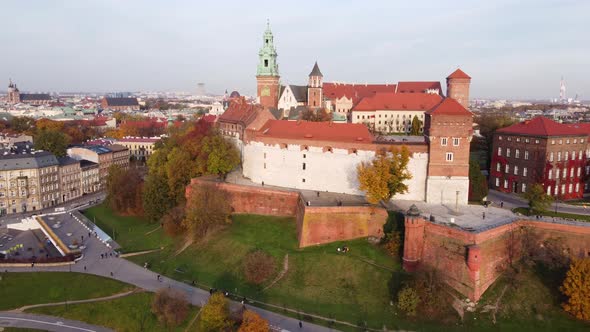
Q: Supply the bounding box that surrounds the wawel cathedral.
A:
[219,23,474,206]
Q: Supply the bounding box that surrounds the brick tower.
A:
[256,21,280,109]
[307,62,323,109]
[425,98,473,205]
[7,79,21,104]
[446,68,471,110]
[402,204,425,272]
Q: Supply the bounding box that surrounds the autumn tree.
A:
[162,205,186,237]
[183,183,231,240]
[201,135,240,179]
[10,116,35,133]
[106,165,143,215]
[151,288,190,329]
[243,250,277,285]
[142,174,174,222]
[36,118,65,132]
[468,159,488,202]
[33,129,71,157]
[410,115,422,135]
[199,292,231,332]
[357,146,412,204]
[523,183,553,212]
[561,258,590,321]
[238,310,270,332]
[397,285,419,316]
[301,108,331,122]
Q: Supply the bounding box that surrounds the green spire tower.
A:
[256,20,280,109]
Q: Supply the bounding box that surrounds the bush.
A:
[560,258,590,321]
[383,231,402,258]
[243,250,277,285]
[238,309,270,332]
[162,205,185,237]
[200,292,231,332]
[397,285,420,316]
[151,288,189,328]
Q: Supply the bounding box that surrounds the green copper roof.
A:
[256,21,279,77]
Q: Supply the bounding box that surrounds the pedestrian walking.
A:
[482,212,486,220]
[88,232,91,238]
[81,235,84,241]
[299,321,303,328]
[500,201,504,208]
[84,266,87,271]
[110,271,113,277]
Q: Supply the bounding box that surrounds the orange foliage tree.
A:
[561,258,590,321]
[238,310,269,332]
[357,146,411,204]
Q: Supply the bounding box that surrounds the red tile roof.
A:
[427,98,472,116]
[323,83,396,105]
[352,92,442,112]
[497,116,587,136]
[201,114,217,123]
[257,120,373,143]
[396,81,442,94]
[447,68,471,79]
[218,97,261,125]
[567,123,590,135]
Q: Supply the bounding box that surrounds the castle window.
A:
[516,138,520,142]
[302,163,306,170]
[552,140,555,145]
[445,152,453,162]
[499,136,503,140]
[497,147,502,156]
[535,139,540,144]
[495,177,500,187]
[547,186,551,195]
[548,169,552,179]
[506,148,511,158]
[525,138,530,143]
[549,152,554,162]
[303,154,306,158]
[453,138,459,146]
[575,183,580,192]
[496,163,501,172]
[441,138,448,146]
[264,59,269,67]
[522,183,527,193]
[514,166,518,175]
[302,178,305,183]
[557,152,561,161]
[264,163,266,169]
[504,179,508,189]
[515,149,520,158]
[524,150,529,160]
[566,139,570,144]
[505,164,509,173]
[523,167,528,177]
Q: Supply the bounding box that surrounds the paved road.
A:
[3,212,336,332]
[488,189,590,215]
[0,312,114,332]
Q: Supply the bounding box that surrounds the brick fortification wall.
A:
[299,206,387,247]
[403,215,590,301]
[187,178,387,247]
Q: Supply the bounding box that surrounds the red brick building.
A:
[446,69,471,109]
[490,116,590,200]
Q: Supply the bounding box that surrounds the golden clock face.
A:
[261,86,270,97]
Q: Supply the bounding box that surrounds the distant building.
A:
[80,160,100,195]
[58,156,82,203]
[0,143,60,215]
[0,133,33,148]
[68,145,129,189]
[7,79,52,105]
[490,116,590,200]
[116,137,160,161]
[100,97,140,111]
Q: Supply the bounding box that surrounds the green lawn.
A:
[513,207,590,222]
[123,213,401,329]
[461,266,590,331]
[82,204,174,253]
[0,272,132,311]
[28,292,199,332]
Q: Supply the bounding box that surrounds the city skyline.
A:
[0,0,588,100]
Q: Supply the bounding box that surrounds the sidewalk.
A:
[488,189,590,216]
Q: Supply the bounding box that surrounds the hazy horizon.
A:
[0,0,588,100]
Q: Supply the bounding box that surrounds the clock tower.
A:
[256,21,280,109]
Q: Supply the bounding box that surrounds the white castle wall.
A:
[426,176,469,205]
[242,141,428,201]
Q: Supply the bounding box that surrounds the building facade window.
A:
[523,167,528,177]
[524,150,529,160]
[453,138,460,146]
[522,183,527,192]
[495,178,500,187]
[496,163,501,172]
[515,149,520,158]
[514,166,518,175]
[504,179,508,189]
[445,152,453,161]
[506,148,511,157]
[548,169,552,179]
[302,163,306,170]
[498,147,502,156]
[550,152,554,161]
[505,164,509,173]
[441,138,448,146]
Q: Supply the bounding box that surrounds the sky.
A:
[0,0,588,100]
